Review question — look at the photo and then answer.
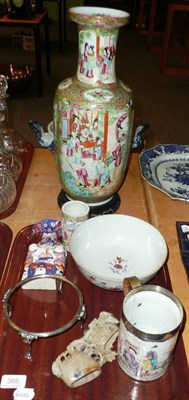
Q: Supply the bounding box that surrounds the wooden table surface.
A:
[0,148,188,398]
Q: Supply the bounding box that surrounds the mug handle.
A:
[123,276,141,296]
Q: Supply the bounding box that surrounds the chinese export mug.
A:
[117,279,184,381]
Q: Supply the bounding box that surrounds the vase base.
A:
[57,190,121,217]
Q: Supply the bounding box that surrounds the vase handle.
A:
[29,120,55,152]
[131,123,150,153]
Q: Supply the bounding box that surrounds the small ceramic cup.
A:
[61,200,90,251]
[117,278,184,381]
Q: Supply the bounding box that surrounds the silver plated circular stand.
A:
[3,274,87,360]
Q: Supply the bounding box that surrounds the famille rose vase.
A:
[54,6,133,206]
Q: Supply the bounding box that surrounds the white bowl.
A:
[70,214,168,291]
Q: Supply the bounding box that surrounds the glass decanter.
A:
[0,75,27,155]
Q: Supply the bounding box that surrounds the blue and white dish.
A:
[139,144,189,202]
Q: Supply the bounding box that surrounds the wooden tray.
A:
[0,224,188,399]
[0,143,34,219]
[0,222,12,276]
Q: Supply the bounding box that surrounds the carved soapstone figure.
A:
[52,311,119,387]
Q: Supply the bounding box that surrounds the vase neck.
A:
[77,25,119,85]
